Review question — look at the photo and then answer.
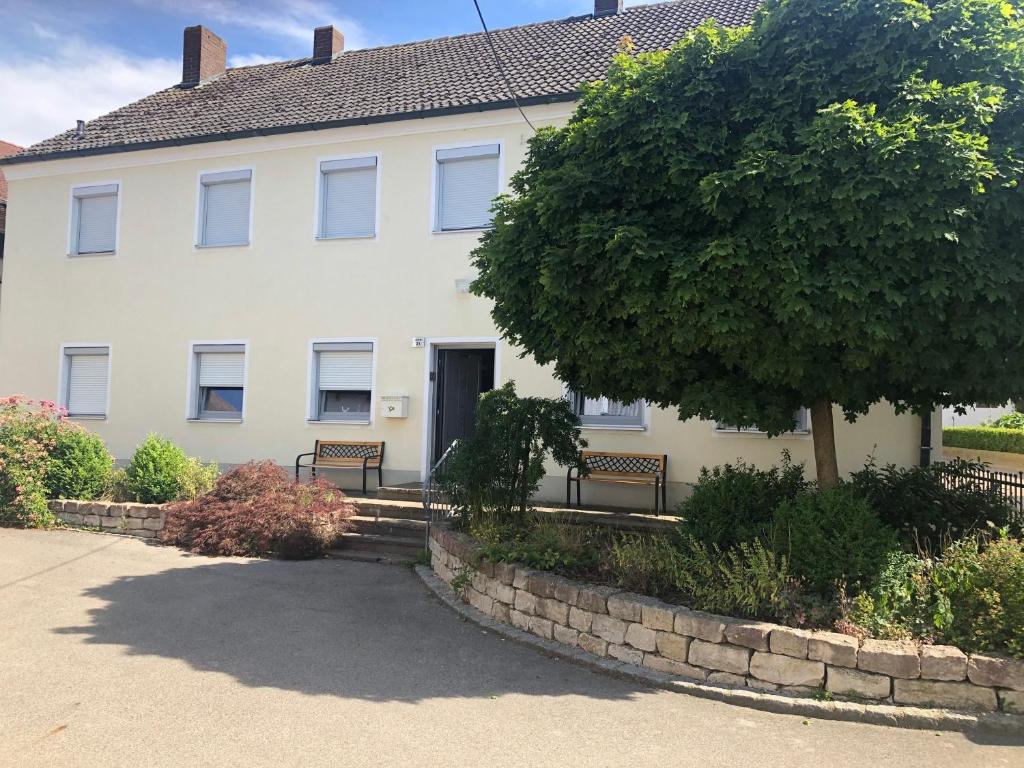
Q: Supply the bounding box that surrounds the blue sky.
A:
[0,0,638,147]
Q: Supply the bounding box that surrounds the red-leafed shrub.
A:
[160,461,355,559]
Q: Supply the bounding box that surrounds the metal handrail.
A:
[422,439,460,548]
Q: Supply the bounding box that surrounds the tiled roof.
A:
[4,0,759,165]
[0,140,22,200]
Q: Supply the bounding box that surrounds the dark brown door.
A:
[433,348,495,462]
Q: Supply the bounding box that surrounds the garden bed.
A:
[429,525,1024,716]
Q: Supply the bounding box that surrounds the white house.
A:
[0,0,934,509]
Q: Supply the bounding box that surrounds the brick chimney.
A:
[312,25,344,63]
[182,26,226,87]
[594,0,623,16]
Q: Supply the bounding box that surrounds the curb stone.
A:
[414,566,1024,737]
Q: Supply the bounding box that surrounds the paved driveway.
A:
[1,529,1020,768]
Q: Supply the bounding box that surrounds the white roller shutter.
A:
[318,350,372,390]
[74,185,118,254]
[66,352,109,416]
[436,145,499,231]
[198,352,245,387]
[200,171,251,246]
[320,157,377,238]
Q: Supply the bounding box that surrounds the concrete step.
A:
[350,515,427,541]
[352,498,427,522]
[327,549,415,566]
[376,485,422,502]
[336,531,425,559]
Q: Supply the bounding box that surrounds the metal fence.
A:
[936,462,1024,522]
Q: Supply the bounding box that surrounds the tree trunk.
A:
[809,399,839,488]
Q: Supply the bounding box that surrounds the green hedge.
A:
[943,427,1024,455]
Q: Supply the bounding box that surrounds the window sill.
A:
[68,251,116,258]
[307,419,372,426]
[187,417,244,423]
[315,234,377,242]
[194,242,250,249]
[580,424,647,432]
[432,226,492,235]
[68,414,107,421]
[713,429,811,438]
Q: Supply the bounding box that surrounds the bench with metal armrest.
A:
[295,440,385,494]
[567,450,668,515]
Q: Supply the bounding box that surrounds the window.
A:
[70,184,118,255]
[311,341,373,422]
[716,408,810,434]
[198,170,251,247]
[318,157,377,238]
[191,344,246,420]
[435,144,500,231]
[61,346,110,418]
[569,391,645,429]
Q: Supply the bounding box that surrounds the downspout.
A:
[919,410,933,466]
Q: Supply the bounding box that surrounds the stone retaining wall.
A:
[429,526,1024,716]
[49,499,166,539]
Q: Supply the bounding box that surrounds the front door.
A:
[432,348,495,463]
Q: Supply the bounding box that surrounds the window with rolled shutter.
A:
[312,342,373,421]
[63,347,110,417]
[199,170,251,247]
[193,344,246,420]
[319,157,377,239]
[72,184,118,255]
[435,145,500,231]
[568,390,645,428]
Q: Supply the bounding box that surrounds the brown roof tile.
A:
[0,140,22,200]
[4,0,758,165]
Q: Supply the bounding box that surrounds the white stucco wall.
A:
[0,104,924,507]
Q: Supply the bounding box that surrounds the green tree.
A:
[471,0,1024,486]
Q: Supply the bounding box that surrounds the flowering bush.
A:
[160,461,355,559]
[0,396,60,526]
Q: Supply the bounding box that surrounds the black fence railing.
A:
[937,462,1024,521]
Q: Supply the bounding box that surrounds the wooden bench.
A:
[295,440,385,494]
[567,451,668,515]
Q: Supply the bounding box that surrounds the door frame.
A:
[420,336,501,481]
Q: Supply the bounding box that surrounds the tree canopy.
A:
[471,0,1024,483]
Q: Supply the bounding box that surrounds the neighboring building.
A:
[943,402,1015,428]
[0,0,934,507]
[0,140,22,298]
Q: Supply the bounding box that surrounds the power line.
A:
[472,0,537,133]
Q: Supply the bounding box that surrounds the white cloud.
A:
[228,53,279,68]
[0,40,178,147]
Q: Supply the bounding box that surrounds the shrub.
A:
[160,461,355,559]
[849,458,1017,551]
[440,381,585,526]
[44,425,113,501]
[772,485,898,596]
[842,551,934,642]
[943,426,1024,455]
[989,412,1024,430]
[474,513,604,575]
[178,457,220,501]
[678,452,809,549]
[123,434,189,503]
[606,533,683,597]
[0,396,59,527]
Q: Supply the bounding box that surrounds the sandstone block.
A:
[750,652,824,687]
[591,614,628,645]
[608,643,644,666]
[553,624,579,647]
[999,689,1024,714]
[512,567,535,590]
[48,500,66,513]
[537,597,570,625]
[689,640,751,675]
[100,516,121,529]
[769,627,810,659]
[808,632,858,668]
[858,639,920,679]
[514,590,537,616]
[746,677,780,692]
[527,572,561,599]
[554,580,580,605]
[641,601,677,632]
[528,615,554,640]
[576,585,619,614]
[134,529,157,539]
[675,610,727,643]
[494,562,516,586]
[86,502,110,516]
[724,621,772,651]
[967,654,1024,691]
[471,572,489,595]
[568,607,594,633]
[625,623,658,652]
[106,504,130,519]
[707,672,747,687]
[142,518,163,531]
[894,679,998,712]
[920,645,967,682]
[125,517,145,530]
[492,602,511,624]
[656,632,691,662]
[510,609,530,631]
[60,513,84,525]
[643,654,707,680]
[81,514,100,527]
[487,582,516,605]
[826,667,891,700]
[578,633,609,658]
[466,589,493,616]
[607,592,648,622]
